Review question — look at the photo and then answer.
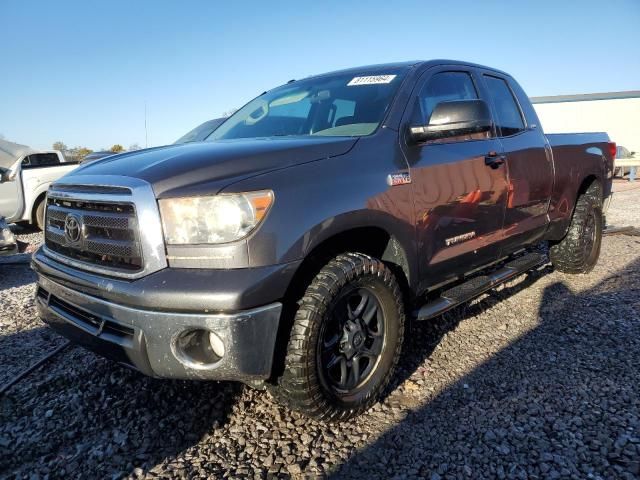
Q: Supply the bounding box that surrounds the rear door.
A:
[401,67,509,289]
[479,73,553,253]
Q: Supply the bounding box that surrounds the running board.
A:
[415,252,547,321]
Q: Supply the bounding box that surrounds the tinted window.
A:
[484,76,525,136]
[414,72,478,124]
[22,153,60,168]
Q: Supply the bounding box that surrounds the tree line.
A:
[52,142,142,162]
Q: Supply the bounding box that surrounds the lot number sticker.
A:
[348,75,397,86]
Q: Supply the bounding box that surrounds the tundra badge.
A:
[445,231,476,246]
[387,172,411,186]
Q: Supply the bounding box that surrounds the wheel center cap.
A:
[340,321,367,358]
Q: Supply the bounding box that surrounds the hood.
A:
[70,137,357,197]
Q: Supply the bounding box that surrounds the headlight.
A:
[158,190,273,245]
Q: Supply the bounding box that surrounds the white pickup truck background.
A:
[0,139,79,229]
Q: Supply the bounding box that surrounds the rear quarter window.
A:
[22,153,60,168]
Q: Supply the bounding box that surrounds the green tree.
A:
[52,141,67,152]
[76,147,93,160]
[110,144,125,153]
[67,146,93,162]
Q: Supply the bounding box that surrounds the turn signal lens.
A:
[609,142,617,159]
[245,190,274,222]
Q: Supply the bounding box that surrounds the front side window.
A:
[413,71,478,125]
[483,76,525,137]
[209,69,408,140]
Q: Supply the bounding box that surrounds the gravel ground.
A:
[1,188,639,479]
[606,180,640,228]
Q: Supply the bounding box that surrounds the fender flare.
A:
[290,209,417,289]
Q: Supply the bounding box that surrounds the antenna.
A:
[144,102,148,148]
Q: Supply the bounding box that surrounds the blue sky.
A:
[1,0,639,151]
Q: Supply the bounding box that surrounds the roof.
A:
[302,60,511,82]
[305,61,421,80]
[531,91,640,104]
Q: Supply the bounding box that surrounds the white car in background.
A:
[0,140,79,230]
[615,145,638,182]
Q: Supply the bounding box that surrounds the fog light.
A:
[173,328,225,369]
[209,331,225,358]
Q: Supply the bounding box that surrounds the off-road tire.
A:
[550,182,603,274]
[270,253,405,421]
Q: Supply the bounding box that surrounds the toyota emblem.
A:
[64,215,82,244]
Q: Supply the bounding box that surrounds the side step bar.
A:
[415,252,547,321]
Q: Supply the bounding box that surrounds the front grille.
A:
[44,195,143,272]
[49,293,102,329]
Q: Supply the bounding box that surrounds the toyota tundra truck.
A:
[33,60,614,421]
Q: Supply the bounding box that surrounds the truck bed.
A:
[545,131,614,237]
[546,132,610,148]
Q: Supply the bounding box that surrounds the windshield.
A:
[208,69,407,141]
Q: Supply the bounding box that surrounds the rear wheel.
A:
[270,253,405,421]
[550,182,603,274]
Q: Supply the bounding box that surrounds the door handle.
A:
[485,152,506,169]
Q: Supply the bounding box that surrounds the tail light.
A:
[608,142,617,159]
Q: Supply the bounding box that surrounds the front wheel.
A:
[550,182,603,274]
[271,253,405,421]
[34,199,45,231]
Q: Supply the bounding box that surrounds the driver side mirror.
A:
[408,99,493,143]
[0,169,11,184]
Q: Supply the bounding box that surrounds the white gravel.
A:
[606,181,640,228]
[0,190,639,479]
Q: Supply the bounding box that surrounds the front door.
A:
[401,69,509,289]
[0,167,22,221]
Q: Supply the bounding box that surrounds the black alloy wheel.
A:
[318,287,385,395]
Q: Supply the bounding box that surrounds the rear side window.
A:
[22,153,60,168]
[414,71,478,125]
[483,76,525,136]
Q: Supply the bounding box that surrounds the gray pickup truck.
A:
[33,60,614,421]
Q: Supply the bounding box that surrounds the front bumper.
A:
[35,263,284,385]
